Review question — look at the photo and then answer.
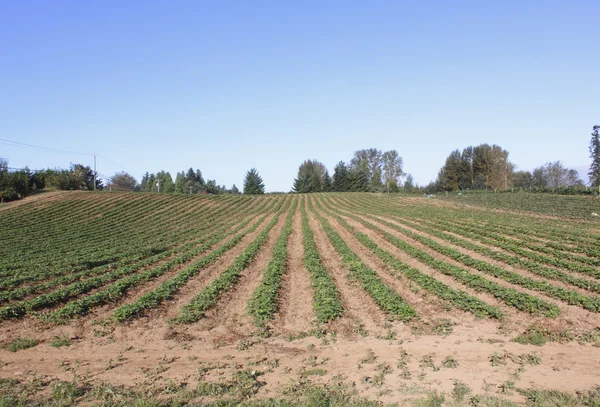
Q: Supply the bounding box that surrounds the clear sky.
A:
[1,1,598,191]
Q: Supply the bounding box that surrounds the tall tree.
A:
[292,159,327,193]
[381,150,404,193]
[532,161,581,188]
[332,161,351,192]
[403,173,415,192]
[109,172,137,191]
[350,148,383,191]
[243,168,265,194]
[589,125,600,187]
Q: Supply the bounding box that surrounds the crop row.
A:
[393,216,600,296]
[247,198,297,329]
[370,215,600,313]
[0,195,259,294]
[176,198,293,324]
[112,196,288,322]
[300,199,344,323]
[0,197,280,321]
[324,197,560,317]
[310,199,417,321]
[315,197,502,319]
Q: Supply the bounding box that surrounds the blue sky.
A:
[1,1,598,191]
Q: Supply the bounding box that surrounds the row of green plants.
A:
[447,216,600,259]
[0,196,280,321]
[0,194,233,283]
[327,196,560,317]
[310,199,417,321]
[428,217,600,279]
[315,196,503,319]
[0,194,259,294]
[247,198,297,329]
[371,215,600,313]
[0,195,259,300]
[400,215,600,296]
[112,197,288,322]
[176,199,293,324]
[438,217,599,268]
[299,199,344,323]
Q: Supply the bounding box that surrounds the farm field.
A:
[435,191,600,220]
[1,191,600,406]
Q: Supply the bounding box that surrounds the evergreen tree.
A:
[332,161,350,192]
[323,170,332,192]
[292,159,327,193]
[589,125,600,187]
[230,184,240,194]
[243,168,265,194]
[349,166,369,191]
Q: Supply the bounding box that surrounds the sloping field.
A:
[1,191,600,406]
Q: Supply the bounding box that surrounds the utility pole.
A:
[188,186,193,195]
[93,155,97,191]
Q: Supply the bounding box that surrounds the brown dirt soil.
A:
[191,208,290,346]
[272,199,316,336]
[2,318,600,405]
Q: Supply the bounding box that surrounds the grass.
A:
[3,337,39,352]
[50,336,72,348]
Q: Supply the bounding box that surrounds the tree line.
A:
[2,126,598,202]
[432,125,599,194]
[0,160,102,203]
[0,159,267,202]
[292,148,410,193]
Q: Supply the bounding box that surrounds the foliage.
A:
[108,172,137,191]
[590,125,600,187]
[247,199,296,329]
[437,144,513,192]
[244,168,265,195]
[292,160,328,193]
[3,337,39,352]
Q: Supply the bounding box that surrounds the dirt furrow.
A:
[273,200,316,336]
[194,208,290,345]
[306,201,388,338]
[386,216,600,297]
[359,214,600,332]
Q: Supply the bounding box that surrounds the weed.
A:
[4,337,39,352]
[451,379,471,401]
[442,355,458,369]
[51,336,72,348]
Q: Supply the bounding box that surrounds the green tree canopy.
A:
[243,168,265,194]
[109,172,137,191]
[292,159,327,193]
[589,125,600,187]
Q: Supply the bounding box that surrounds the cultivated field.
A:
[1,191,600,406]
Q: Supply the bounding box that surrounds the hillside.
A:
[1,192,600,406]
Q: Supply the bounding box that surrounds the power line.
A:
[0,138,134,178]
[96,154,134,175]
[0,138,90,156]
